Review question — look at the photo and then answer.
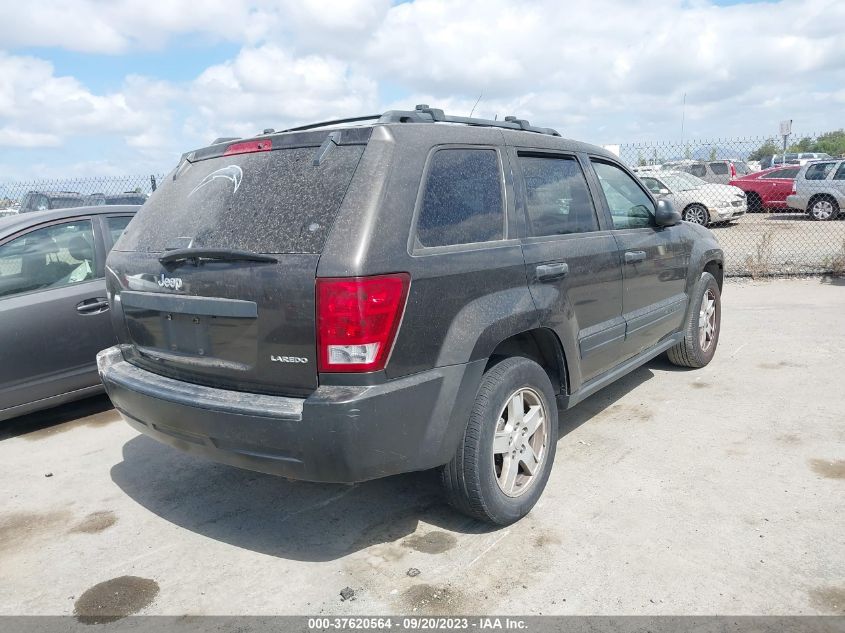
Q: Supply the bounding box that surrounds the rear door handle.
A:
[76,298,110,315]
[624,251,646,264]
[536,262,569,282]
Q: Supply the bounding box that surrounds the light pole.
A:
[780,119,792,166]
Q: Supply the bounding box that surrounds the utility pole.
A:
[780,120,792,166]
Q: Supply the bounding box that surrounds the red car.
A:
[729,165,800,212]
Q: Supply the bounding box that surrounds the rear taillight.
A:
[316,274,410,373]
[224,139,272,156]
[791,182,797,195]
[730,163,737,178]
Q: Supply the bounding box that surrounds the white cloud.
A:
[1,0,845,179]
[186,45,378,139]
[364,0,845,140]
[0,53,170,152]
[0,0,390,54]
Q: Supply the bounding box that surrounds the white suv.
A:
[786,160,845,220]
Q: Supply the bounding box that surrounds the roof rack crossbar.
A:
[378,105,560,136]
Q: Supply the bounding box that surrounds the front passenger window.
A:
[0,221,97,299]
[591,161,656,230]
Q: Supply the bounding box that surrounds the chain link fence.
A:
[2,132,845,277]
[617,132,845,277]
[0,175,164,217]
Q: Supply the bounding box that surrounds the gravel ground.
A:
[1,278,843,618]
[716,212,845,276]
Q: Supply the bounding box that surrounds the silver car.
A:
[668,160,752,184]
[786,159,845,220]
[639,171,747,227]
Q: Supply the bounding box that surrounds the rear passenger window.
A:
[709,162,729,175]
[519,155,598,237]
[806,163,835,180]
[833,164,845,180]
[417,149,504,248]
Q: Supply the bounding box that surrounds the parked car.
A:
[0,205,138,421]
[97,105,724,525]
[676,160,752,184]
[18,191,89,213]
[728,165,801,213]
[639,171,747,226]
[87,192,149,206]
[763,152,833,169]
[786,159,845,220]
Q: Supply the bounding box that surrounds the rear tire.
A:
[808,196,839,221]
[746,193,763,214]
[667,272,721,368]
[441,357,558,525]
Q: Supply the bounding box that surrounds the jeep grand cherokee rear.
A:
[99,106,724,525]
[100,123,485,491]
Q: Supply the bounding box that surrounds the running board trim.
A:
[560,333,684,410]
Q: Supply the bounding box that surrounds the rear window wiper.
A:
[159,248,278,266]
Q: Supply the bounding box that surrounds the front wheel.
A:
[667,272,721,368]
[441,357,558,525]
[684,204,710,227]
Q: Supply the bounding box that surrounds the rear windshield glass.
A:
[116,145,365,254]
[709,162,729,175]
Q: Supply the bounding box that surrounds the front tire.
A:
[667,272,721,368]
[441,357,558,525]
[684,204,710,227]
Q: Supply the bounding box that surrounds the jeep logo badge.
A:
[158,274,183,290]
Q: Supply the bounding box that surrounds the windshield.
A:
[116,144,365,254]
[106,195,146,205]
[48,197,87,210]
[666,172,705,190]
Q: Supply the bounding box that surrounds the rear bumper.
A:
[97,346,483,483]
[786,194,808,211]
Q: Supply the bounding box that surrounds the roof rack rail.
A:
[279,114,383,133]
[276,105,560,137]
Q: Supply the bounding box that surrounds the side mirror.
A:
[658,188,670,195]
[655,199,682,227]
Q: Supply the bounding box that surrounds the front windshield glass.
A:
[664,173,704,190]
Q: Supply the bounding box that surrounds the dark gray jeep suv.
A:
[98,106,723,524]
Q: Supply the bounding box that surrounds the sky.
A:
[0,0,843,181]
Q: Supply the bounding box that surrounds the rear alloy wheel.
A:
[492,387,549,498]
[667,272,721,368]
[441,357,558,525]
[808,197,839,221]
[684,204,710,227]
